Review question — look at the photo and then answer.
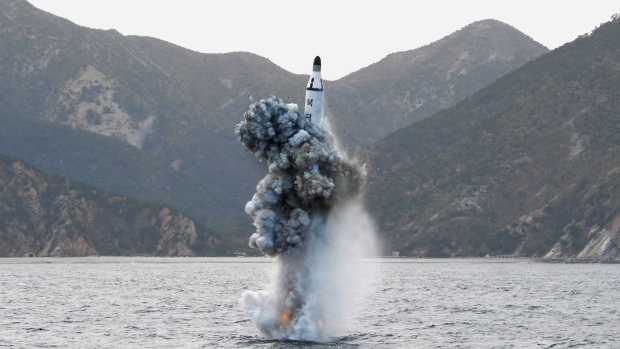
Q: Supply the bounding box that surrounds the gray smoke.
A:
[235,97,377,341]
[235,97,365,256]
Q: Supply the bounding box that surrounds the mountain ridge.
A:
[327,19,548,146]
[367,15,620,262]
[1,0,549,249]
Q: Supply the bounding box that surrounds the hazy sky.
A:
[28,1,618,80]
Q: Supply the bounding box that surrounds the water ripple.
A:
[0,258,619,348]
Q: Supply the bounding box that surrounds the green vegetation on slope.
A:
[368,16,620,259]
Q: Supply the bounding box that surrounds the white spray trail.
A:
[235,97,378,341]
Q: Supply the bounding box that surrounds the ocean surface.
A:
[0,257,619,348]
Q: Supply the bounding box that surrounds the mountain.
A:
[0,0,281,230]
[0,0,547,238]
[327,20,548,146]
[367,16,620,262]
[0,153,226,257]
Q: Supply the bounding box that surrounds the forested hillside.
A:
[368,16,620,262]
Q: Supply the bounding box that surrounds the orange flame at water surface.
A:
[278,307,292,325]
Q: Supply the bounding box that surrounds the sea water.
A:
[0,257,618,348]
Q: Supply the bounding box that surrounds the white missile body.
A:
[304,56,324,126]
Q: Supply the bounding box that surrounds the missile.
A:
[304,56,324,126]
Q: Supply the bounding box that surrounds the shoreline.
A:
[1,256,617,264]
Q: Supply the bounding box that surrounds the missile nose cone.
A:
[312,56,321,72]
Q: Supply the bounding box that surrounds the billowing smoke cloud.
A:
[235,97,377,341]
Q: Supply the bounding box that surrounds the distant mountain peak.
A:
[449,18,544,46]
[329,19,548,146]
[2,0,57,23]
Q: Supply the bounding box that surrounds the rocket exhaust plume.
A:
[236,96,364,255]
[235,93,378,341]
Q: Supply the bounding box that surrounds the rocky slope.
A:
[368,16,620,262]
[0,154,225,257]
[1,0,548,248]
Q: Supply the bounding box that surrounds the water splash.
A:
[235,97,378,341]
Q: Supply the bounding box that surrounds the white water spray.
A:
[235,97,378,341]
